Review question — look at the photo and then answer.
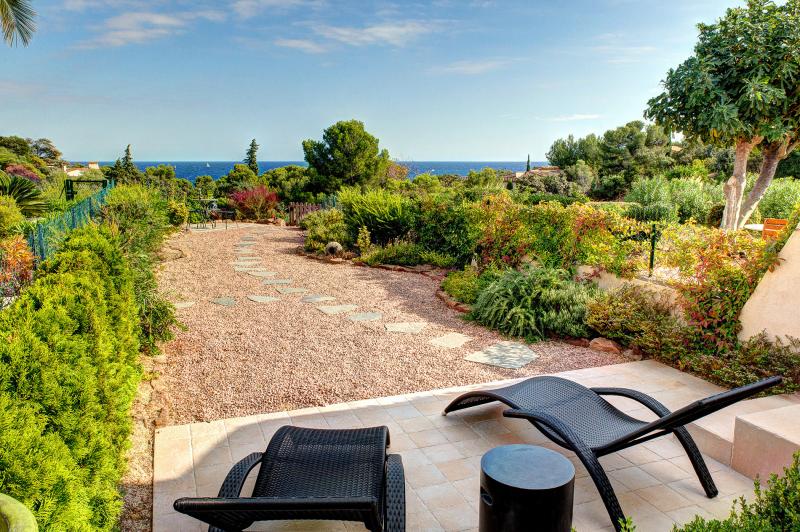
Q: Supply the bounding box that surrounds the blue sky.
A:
[2,0,741,161]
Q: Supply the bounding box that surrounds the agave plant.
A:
[0,172,46,216]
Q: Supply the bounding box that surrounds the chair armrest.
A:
[384,454,405,532]
[590,387,671,417]
[217,452,263,498]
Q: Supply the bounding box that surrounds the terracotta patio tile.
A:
[409,428,449,448]
[422,442,464,464]
[435,457,478,482]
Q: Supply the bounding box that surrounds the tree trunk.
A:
[721,138,760,230]
[737,138,799,228]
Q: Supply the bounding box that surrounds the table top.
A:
[481,444,575,490]
[743,223,764,231]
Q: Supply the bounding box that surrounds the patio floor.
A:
[153,361,759,531]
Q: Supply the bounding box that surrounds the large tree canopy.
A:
[646,0,800,229]
[303,120,390,194]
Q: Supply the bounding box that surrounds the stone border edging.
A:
[435,289,470,314]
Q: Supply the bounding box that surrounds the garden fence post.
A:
[649,223,658,277]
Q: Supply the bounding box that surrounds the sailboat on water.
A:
[206,162,211,168]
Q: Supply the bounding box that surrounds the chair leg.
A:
[574,449,627,531]
[673,427,718,498]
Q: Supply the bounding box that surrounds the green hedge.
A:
[0,225,141,529]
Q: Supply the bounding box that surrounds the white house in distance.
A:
[63,161,100,177]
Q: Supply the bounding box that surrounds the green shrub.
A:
[0,195,24,236]
[338,187,416,244]
[625,201,678,223]
[167,200,189,226]
[102,185,176,352]
[470,267,597,341]
[441,265,503,304]
[706,203,725,227]
[416,194,481,266]
[0,172,47,217]
[0,225,141,530]
[675,451,800,531]
[302,208,350,253]
[758,178,800,219]
[585,284,687,362]
[359,241,455,268]
[589,172,629,200]
[626,175,671,206]
[668,178,721,222]
[516,191,586,206]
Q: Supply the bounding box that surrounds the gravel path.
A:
[155,223,625,424]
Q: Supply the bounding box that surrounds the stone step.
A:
[686,394,799,468]
[731,403,800,479]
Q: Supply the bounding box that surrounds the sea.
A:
[94,161,544,182]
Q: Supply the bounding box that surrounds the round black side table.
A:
[479,444,575,532]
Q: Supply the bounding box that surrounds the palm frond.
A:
[1,0,36,47]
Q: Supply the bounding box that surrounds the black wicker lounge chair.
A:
[174,425,405,532]
[444,374,782,531]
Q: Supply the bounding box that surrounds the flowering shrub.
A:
[3,163,41,182]
[0,235,34,298]
[229,185,278,220]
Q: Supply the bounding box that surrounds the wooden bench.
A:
[762,218,789,240]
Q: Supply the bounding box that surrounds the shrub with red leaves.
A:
[4,163,41,182]
[229,185,279,220]
[0,235,34,298]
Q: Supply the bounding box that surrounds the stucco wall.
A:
[577,265,679,309]
[739,228,800,341]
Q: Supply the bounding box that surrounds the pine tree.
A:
[526,154,531,172]
[245,139,259,175]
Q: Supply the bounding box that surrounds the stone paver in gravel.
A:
[301,294,336,303]
[317,304,358,315]
[232,262,263,268]
[173,301,195,309]
[236,249,256,255]
[348,311,383,322]
[247,271,278,278]
[235,266,272,272]
[241,236,257,241]
[275,287,308,295]
[464,341,539,369]
[385,322,427,334]
[236,256,260,261]
[262,279,292,285]
[210,297,236,306]
[429,332,472,349]
[235,242,255,247]
[247,295,279,303]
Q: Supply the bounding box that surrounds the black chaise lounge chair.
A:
[174,425,405,532]
[443,374,782,531]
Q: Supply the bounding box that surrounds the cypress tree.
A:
[526,154,531,172]
[245,139,259,175]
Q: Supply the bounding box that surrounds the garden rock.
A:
[210,297,236,306]
[317,304,357,315]
[429,332,472,349]
[589,337,622,355]
[564,337,591,348]
[174,301,195,310]
[302,295,336,303]
[465,341,539,369]
[348,312,382,322]
[325,241,343,256]
[276,287,308,294]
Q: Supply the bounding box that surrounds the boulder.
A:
[564,337,591,348]
[325,241,343,256]
[589,337,622,355]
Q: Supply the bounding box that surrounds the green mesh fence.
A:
[27,185,113,264]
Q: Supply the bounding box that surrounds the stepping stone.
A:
[262,279,292,285]
[385,322,427,334]
[174,301,195,310]
[302,294,336,303]
[348,312,383,322]
[210,297,236,307]
[247,295,279,303]
[237,256,260,261]
[248,271,278,278]
[232,262,263,267]
[317,304,358,315]
[464,341,539,369]
[276,287,308,295]
[236,249,256,255]
[241,236,256,241]
[235,266,272,272]
[430,332,472,349]
[236,242,255,247]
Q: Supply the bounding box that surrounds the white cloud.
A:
[586,33,657,64]
[548,114,603,122]
[79,10,225,48]
[312,20,435,47]
[433,58,513,75]
[274,38,327,53]
[232,0,316,19]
